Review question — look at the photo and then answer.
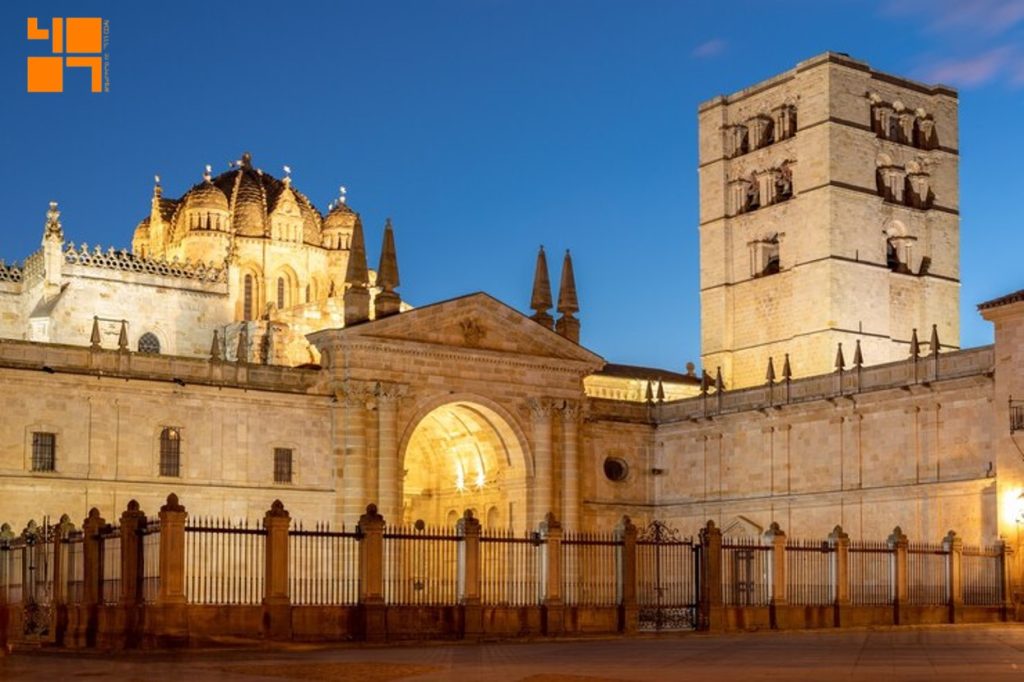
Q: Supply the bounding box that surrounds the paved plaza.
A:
[4,624,1024,681]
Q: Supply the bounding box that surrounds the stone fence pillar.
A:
[944,530,963,623]
[998,539,1015,619]
[889,526,908,625]
[830,525,850,627]
[263,500,291,640]
[699,520,723,631]
[0,523,12,656]
[358,504,386,642]
[120,500,146,648]
[457,510,482,639]
[541,513,564,636]
[765,522,787,629]
[154,494,188,646]
[617,516,638,634]
[81,508,105,648]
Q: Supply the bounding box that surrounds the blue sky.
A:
[2,1,1023,371]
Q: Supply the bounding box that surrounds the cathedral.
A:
[2,52,1023,548]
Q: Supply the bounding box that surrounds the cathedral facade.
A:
[2,53,1023,549]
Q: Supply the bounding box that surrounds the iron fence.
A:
[185,517,266,605]
[849,540,892,605]
[962,545,1003,605]
[383,522,460,605]
[480,529,543,606]
[785,538,834,605]
[63,530,84,605]
[99,525,121,605]
[1,538,25,605]
[722,538,770,606]
[907,542,948,605]
[289,522,361,605]
[562,530,621,606]
[141,518,161,603]
[637,522,699,631]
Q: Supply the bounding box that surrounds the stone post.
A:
[263,500,292,640]
[51,515,73,645]
[540,513,564,636]
[616,516,638,633]
[457,510,482,639]
[0,524,13,656]
[889,526,908,624]
[830,525,850,627]
[357,504,386,642]
[699,520,723,631]
[998,539,1015,619]
[528,399,554,527]
[155,494,188,646]
[560,401,581,530]
[120,500,146,648]
[764,522,787,629]
[944,530,963,623]
[81,508,105,648]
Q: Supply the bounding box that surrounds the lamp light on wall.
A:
[1016,492,1024,525]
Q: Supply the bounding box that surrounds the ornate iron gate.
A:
[636,520,700,631]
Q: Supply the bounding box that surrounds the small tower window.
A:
[31,432,56,472]
[751,236,781,277]
[277,277,285,309]
[138,332,161,354]
[243,275,254,320]
[159,427,181,478]
[274,447,293,484]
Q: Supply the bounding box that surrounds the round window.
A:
[603,457,628,482]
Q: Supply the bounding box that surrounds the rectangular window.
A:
[274,448,293,484]
[160,427,181,478]
[31,432,56,472]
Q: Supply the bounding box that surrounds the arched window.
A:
[138,332,161,354]
[277,277,285,309]
[243,274,254,320]
[159,427,181,478]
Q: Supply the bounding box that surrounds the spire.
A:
[118,320,128,351]
[343,216,371,326]
[555,250,580,344]
[853,339,864,368]
[529,246,554,329]
[714,367,724,393]
[835,343,845,371]
[645,380,654,403]
[930,324,940,356]
[909,328,920,357]
[153,175,162,201]
[236,325,248,364]
[766,357,776,384]
[90,316,101,349]
[375,219,402,319]
[782,353,792,382]
[210,330,221,361]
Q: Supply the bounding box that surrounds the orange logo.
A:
[27,17,108,93]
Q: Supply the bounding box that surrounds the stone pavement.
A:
[3,624,1024,681]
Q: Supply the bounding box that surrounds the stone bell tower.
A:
[698,52,960,388]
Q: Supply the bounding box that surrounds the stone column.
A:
[119,500,146,648]
[944,530,963,623]
[998,540,1015,619]
[357,504,386,642]
[81,508,105,648]
[341,383,372,527]
[263,500,292,640]
[457,510,482,639]
[699,520,723,631]
[830,525,850,627]
[765,522,787,629]
[51,515,74,646]
[376,384,403,522]
[528,398,555,527]
[617,516,638,633]
[540,513,564,636]
[889,526,908,625]
[560,401,581,530]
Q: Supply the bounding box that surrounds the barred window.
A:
[277,277,286,309]
[31,432,56,472]
[243,275,254,321]
[274,448,293,484]
[159,427,181,478]
[138,332,160,354]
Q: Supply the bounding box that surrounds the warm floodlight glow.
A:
[1016,492,1024,524]
[454,461,465,492]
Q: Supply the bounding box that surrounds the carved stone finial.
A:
[44,201,64,241]
[161,493,185,513]
[909,328,921,357]
[118,320,128,351]
[210,330,221,361]
[541,511,562,532]
[555,249,580,344]
[90,316,101,349]
[529,246,554,329]
[766,357,776,385]
[853,340,864,368]
[930,324,940,357]
[267,499,290,518]
[645,380,654,403]
[782,353,792,381]
[835,342,846,371]
[656,380,665,403]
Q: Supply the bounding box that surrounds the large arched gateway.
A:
[400,398,531,530]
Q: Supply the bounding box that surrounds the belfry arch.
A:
[399,396,531,531]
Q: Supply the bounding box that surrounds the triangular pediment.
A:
[312,292,604,366]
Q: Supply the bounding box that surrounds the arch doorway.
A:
[401,400,529,532]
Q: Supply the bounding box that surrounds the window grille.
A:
[274,448,293,484]
[137,332,160,354]
[31,432,56,471]
[160,427,181,477]
[243,275,254,320]
[277,277,285,309]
